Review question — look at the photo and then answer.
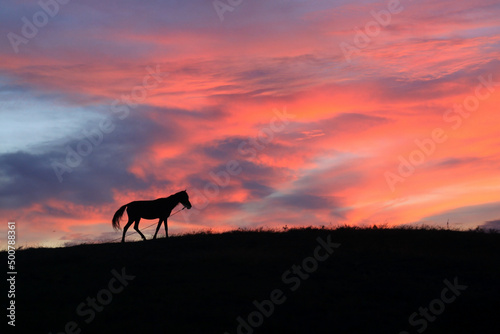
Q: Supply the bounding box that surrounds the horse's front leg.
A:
[164,218,168,238]
[153,219,163,239]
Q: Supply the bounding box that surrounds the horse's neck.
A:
[163,195,180,209]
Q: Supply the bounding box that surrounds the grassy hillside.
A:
[5,226,500,334]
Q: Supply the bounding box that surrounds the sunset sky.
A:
[1,0,499,247]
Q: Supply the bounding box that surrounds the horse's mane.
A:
[163,190,185,200]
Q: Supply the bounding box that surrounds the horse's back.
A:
[127,199,164,219]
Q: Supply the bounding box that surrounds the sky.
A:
[1,0,499,247]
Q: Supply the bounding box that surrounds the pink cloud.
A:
[0,0,499,246]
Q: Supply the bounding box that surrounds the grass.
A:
[5,225,500,333]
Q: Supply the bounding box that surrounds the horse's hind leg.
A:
[164,218,168,238]
[122,218,134,243]
[134,219,147,241]
[153,219,163,240]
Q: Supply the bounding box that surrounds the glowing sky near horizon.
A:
[0,0,500,247]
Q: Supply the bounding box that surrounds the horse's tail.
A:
[112,204,128,231]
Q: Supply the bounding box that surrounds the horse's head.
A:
[179,190,192,209]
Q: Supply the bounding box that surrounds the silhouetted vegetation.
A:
[6,226,500,333]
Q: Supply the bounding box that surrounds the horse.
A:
[112,190,192,242]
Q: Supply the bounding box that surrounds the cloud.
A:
[241,181,275,199]
[0,112,174,208]
[202,137,244,162]
[432,157,481,168]
[410,202,500,229]
[481,219,500,231]
[270,192,341,211]
[1,0,499,246]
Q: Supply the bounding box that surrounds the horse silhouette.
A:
[112,190,192,242]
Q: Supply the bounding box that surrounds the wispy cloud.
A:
[1,0,499,246]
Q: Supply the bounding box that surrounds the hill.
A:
[5,227,500,334]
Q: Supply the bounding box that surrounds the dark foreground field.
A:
[5,227,500,334]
